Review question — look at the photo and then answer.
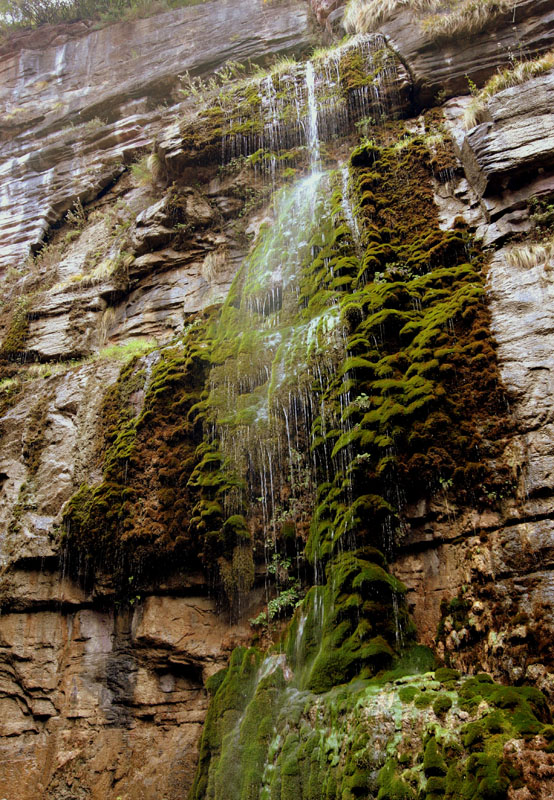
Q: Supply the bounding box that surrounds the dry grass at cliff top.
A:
[343,0,514,37]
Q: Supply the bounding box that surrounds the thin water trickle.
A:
[305,61,320,171]
[340,165,361,248]
[207,171,337,551]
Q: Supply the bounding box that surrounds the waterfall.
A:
[205,171,342,558]
[305,61,320,171]
[221,34,406,177]
[188,35,422,800]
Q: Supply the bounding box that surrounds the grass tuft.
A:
[504,237,554,271]
[464,50,554,128]
[344,0,513,40]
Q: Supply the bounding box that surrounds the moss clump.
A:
[424,738,447,777]
[398,685,418,703]
[433,693,453,716]
[415,690,438,709]
[284,549,412,693]
[189,647,267,800]
[22,391,53,476]
[435,667,461,684]
[62,311,216,593]
[1,296,30,359]
[377,760,416,800]
[219,544,255,610]
[306,137,513,568]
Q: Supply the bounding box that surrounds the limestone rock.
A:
[0,592,250,799]
[0,0,315,270]
[462,72,554,196]
[0,360,119,567]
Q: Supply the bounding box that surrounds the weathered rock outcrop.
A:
[461,72,554,199]
[0,572,256,799]
[392,63,554,701]
[342,0,554,105]
[0,0,316,271]
[0,4,317,796]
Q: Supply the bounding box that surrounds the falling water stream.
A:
[189,35,420,800]
[305,61,320,171]
[222,34,405,178]
[207,36,405,556]
[208,169,346,553]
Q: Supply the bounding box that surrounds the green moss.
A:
[415,691,436,709]
[306,138,513,568]
[398,686,418,704]
[219,544,255,610]
[434,668,460,684]
[191,658,549,800]
[433,694,453,716]
[377,760,416,800]
[290,550,411,693]
[1,296,30,358]
[424,739,447,777]
[62,311,216,593]
[223,514,250,541]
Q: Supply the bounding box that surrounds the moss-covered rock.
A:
[190,667,552,800]
[62,311,215,592]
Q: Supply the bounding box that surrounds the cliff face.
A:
[0,1,553,798]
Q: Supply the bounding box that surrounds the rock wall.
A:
[0,575,256,799]
[0,0,315,271]
[392,66,554,702]
[0,0,553,797]
[0,2,315,796]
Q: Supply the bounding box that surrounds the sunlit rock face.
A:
[0,0,554,797]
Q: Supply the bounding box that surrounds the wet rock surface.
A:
[0,0,315,271]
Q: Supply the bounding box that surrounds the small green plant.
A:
[178,59,248,103]
[267,553,292,576]
[130,153,161,186]
[267,584,300,619]
[530,195,554,235]
[83,116,105,134]
[465,73,479,96]
[249,610,268,627]
[65,197,87,230]
[248,554,300,628]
